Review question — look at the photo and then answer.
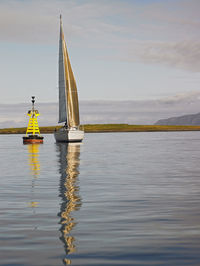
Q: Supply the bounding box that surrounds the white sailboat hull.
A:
[54,128,84,142]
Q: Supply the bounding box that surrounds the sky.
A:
[0,0,200,104]
[0,0,200,127]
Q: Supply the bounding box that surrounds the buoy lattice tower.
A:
[23,96,44,144]
[26,96,41,136]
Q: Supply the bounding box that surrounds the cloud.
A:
[0,0,130,44]
[0,0,200,102]
[0,0,60,43]
[159,91,200,103]
[1,0,199,43]
[144,0,200,31]
[120,40,200,72]
[1,93,200,128]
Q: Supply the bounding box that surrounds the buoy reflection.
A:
[28,144,41,177]
[27,144,41,209]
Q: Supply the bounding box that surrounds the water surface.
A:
[1,132,200,265]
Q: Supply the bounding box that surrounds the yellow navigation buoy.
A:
[23,96,44,144]
[26,109,41,136]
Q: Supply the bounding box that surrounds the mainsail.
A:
[58,16,67,123]
[58,15,80,127]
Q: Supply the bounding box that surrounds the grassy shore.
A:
[1,124,200,134]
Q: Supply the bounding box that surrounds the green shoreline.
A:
[1,124,200,134]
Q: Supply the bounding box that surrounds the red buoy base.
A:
[23,135,44,144]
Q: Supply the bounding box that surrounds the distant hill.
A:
[155,112,200,125]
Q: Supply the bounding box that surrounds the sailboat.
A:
[54,15,84,142]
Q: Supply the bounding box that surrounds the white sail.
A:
[58,15,80,127]
[58,16,67,123]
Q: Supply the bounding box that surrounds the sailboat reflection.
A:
[27,144,41,209]
[57,143,82,265]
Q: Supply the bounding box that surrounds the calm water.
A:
[1,132,200,266]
